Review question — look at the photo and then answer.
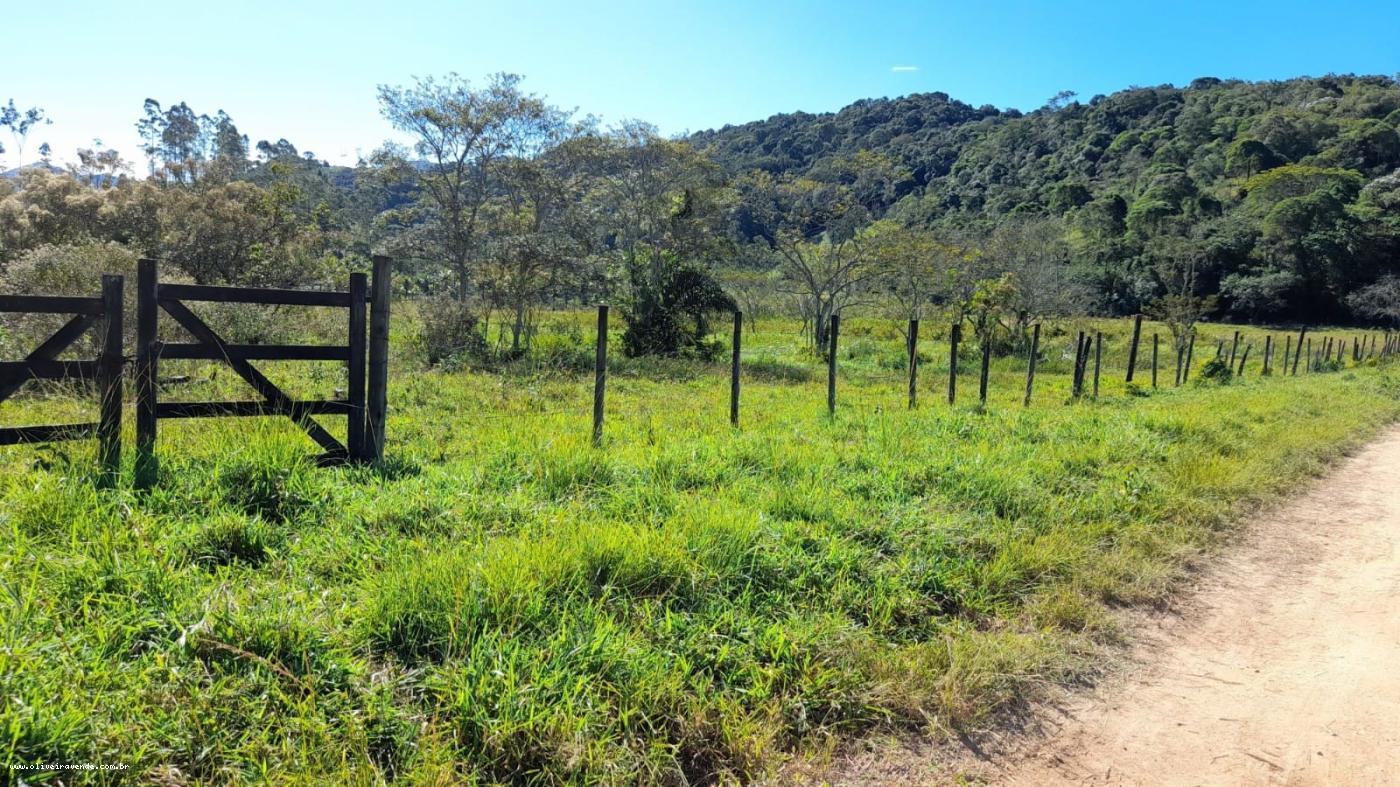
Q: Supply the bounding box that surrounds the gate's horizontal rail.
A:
[158,284,351,308]
[0,295,104,315]
[159,343,350,362]
[0,422,99,445]
[156,400,355,419]
[0,359,101,382]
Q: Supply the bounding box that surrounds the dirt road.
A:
[991,427,1400,785]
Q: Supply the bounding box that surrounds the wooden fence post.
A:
[730,311,741,427]
[907,318,919,410]
[1175,339,1184,387]
[1072,331,1087,397]
[1069,329,1092,394]
[1262,335,1273,375]
[347,272,368,461]
[1283,336,1292,376]
[592,304,608,446]
[1292,328,1306,375]
[1126,314,1143,382]
[1306,337,1313,372]
[825,314,840,415]
[1151,332,1159,387]
[1092,332,1102,398]
[978,333,991,406]
[1023,323,1039,407]
[1183,334,1196,383]
[135,258,158,489]
[1228,330,1240,368]
[1237,344,1251,377]
[97,274,123,484]
[947,323,960,405]
[367,255,391,462]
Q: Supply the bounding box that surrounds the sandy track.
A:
[991,427,1400,785]
[814,427,1400,786]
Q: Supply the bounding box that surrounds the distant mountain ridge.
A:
[687,75,1400,219]
[688,74,1400,323]
[2,162,65,179]
[688,91,1004,187]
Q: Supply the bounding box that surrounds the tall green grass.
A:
[1,316,1396,783]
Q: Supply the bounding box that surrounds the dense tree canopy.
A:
[698,74,1400,324]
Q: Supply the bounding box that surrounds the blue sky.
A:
[6,0,1399,169]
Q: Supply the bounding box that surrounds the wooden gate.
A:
[0,275,124,480]
[134,257,389,487]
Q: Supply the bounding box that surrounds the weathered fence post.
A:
[97,274,123,483]
[730,310,742,427]
[1175,339,1184,387]
[135,258,158,489]
[1262,335,1273,376]
[1228,330,1240,368]
[1283,336,1292,376]
[1237,344,1251,377]
[347,272,368,461]
[367,255,391,462]
[827,314,840,415]
[948,323,960,405]
[1023,323,1039,407]
[1126,314,1143,382]
[592,304,608,446]
[826,313,841,415]
[978,332,991,406]
[1072,331,1087,397]
[1292,328,1306,375]
[1151,332,1159,387]
[1306,337,1313,372]
[1086,327,1097,394]
[907,318,919,410]
[1183,334,1196,383]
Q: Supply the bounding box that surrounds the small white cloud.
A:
[891,65,919,73]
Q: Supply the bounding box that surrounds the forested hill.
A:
[690,76,1400,214]
[692,76,1400,322]
[688,91,1004,191]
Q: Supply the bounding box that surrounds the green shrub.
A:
[417,296,489,367]
[1196,356,1234,383]
[622,261,734,358]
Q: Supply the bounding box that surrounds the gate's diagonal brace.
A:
[159,299,346,456]
[0,313,97,404]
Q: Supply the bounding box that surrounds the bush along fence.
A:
[0,256,391,485]
[583,307,1400,445]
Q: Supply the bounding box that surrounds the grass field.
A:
[2,312,1397,784]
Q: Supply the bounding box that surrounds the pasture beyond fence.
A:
[0,256,390,486]
[4,272,1400,479]
[583,307,1400,443]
